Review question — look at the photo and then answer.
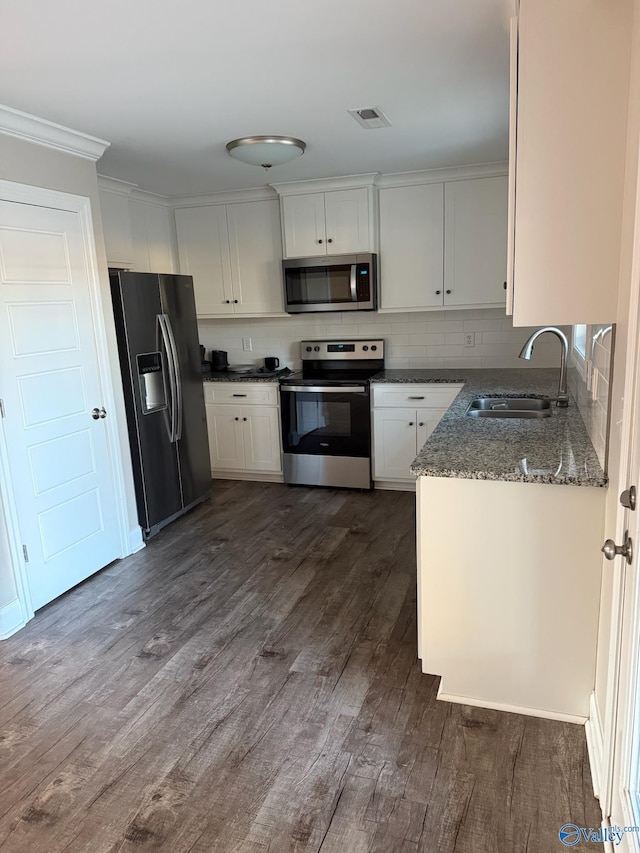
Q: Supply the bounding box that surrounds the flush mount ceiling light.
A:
[225,136,306,171]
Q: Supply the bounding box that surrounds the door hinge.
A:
[22,544,29,563]
[0,399,5,418]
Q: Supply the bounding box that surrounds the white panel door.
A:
[281,193,326,258]
[444,177,508,307]
[175,206,233,315]
[206,404,245,470]
[242,407,282,473]
[373,408,417,481]
[324,188,371,255]
[0,200,121,609]
[226,200,284,315]
[379,184,445,310]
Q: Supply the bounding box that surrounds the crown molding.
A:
[270,172,380,196]
[171,185,278,208]
[377,161,509,188]
[97,174,138,195]
[0,104,109,161]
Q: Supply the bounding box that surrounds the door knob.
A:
[91,407,107,420]
[620,486,636,511]
[602,530,633,565]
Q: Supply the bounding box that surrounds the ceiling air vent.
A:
[348,106,392,130]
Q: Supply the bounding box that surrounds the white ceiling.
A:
[0,0,512,197]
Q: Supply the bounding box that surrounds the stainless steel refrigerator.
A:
[110,271,211,538]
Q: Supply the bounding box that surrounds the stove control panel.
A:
[300,340,384,360]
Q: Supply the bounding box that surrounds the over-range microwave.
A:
[283,253,377,313]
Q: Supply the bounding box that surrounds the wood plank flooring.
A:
[0,481,600,852]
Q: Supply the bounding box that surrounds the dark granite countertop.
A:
[379,368,608,487]
[202,370,295,383]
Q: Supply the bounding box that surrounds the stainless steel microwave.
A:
[283,253,377,313]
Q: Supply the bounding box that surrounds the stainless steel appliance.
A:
[110,271,211,538]
[283,253,377,313]
[280,339,384,489]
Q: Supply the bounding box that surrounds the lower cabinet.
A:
[371,384,463,487]
[203,383,282,479]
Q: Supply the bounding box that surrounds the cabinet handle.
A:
[225,300,231,304]
[503,281,507,290]
[446,290,452,295]
[234,299,239,304]
[419,422,424,427]
[243,417,247,421]
[408,396,425,400]
[435,290,441,295]
[327,238,333,243]
[318,239,323,244]
[232,394,247,397]
[409,421,414,426]
[234,417,239,421]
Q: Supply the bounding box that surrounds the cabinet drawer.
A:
[372,383,462,409]
[203,382,279,406]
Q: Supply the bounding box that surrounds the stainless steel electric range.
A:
[279,339,384,489]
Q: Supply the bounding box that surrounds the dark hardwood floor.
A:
[0,481,599,852]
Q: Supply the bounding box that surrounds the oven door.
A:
[280,384,370,457]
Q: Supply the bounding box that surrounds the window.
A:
[573,324,587,358]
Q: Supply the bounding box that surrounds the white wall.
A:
[198,307,570,372]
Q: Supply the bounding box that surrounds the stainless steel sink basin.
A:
[466,397,553,419]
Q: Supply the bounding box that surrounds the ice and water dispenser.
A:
[137,352,167,414]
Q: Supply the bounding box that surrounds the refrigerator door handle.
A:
[164,314,183,441]
[157,313,178,442]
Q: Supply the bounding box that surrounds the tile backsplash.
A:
[568,324,614,470]
[198,308,570,372]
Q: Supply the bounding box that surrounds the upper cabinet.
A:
[508,0,632,326]
[175,199,284,318]
[378,175,507,312]
[271,175,377,259]
[98,179,177,274]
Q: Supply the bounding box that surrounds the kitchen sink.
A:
[466,397,553,419]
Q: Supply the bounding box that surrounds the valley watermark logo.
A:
[559,823,640,846]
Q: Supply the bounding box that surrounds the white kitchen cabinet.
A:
[379,184,444,311]
[175,200,284,318]
[444,177,507,307]
[416,475,605,720]
[378,178,507,312]
[281,188,371,258]
[99,189,133,268]
[203,382,282,479]
[372,384,462,487]
[129,199,177,274]
[508,0,632,326]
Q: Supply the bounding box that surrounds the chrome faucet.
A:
[518,326,569,407]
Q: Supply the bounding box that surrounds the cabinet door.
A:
[324,188,371,255]
[373,409,418,481]
[175,206,233,315]
[444,177,508,307]
[99,189,133,267]
[206,404,245,470]
[130,200,177,275]
[416,409,448,449]
[242,407,282,473]
[282,193,326,258]
[379,184,444,310]
[226,200,284,315]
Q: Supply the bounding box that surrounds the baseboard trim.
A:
[374,480,415,492]
[585,691,604,800]
[128,527,145,555]
[211,471,284,483]
[436,682,588,725]
[0,598,28,640]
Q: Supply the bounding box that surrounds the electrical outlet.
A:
[242,337,252,352]
[464,333,475,347]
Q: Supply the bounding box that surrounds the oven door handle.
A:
[281,385,367,394]
[350,264,358,302]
